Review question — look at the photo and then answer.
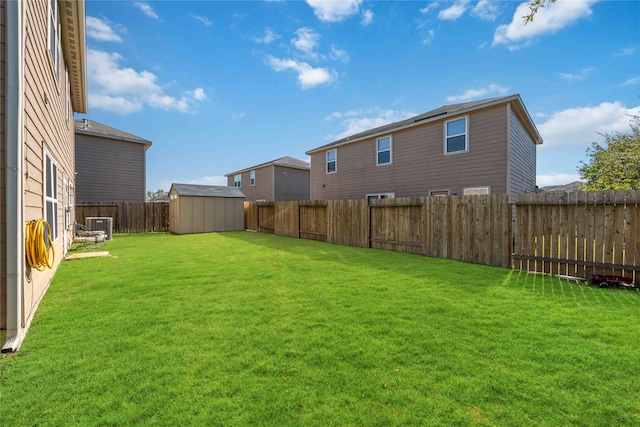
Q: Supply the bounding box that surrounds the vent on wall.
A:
[86,217,113,240]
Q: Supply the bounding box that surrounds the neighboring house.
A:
[306,94,543,202]
[225,156,310,202]
[74,119,152,202]
[1,0,87,352]
[539,181,583,193]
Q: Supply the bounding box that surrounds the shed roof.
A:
[75,119,152,149]
[225,156,310,176]
[170,183,246,198]
[306,94,542,154]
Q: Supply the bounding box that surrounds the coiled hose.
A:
[25,219,55,271]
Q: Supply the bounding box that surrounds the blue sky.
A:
[82,0,639,193]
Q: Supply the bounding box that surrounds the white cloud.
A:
[471,0,499,21]
[537,101,640,149]
[445,84,509,102]
[330,45,350,63]
[620,76,640,86]
[192,15,213,26]
[133,2,160,20]
[614,47,635,57]
[536,173,582,187]
[254,28,279,44]
[557,67,593,81]
[422,29,435,45]
[86,16,122,42]
[493,0,597,49]
[420,2,440,14]
[87,49,205,114]
[292,28,320,58]
[361,9,374,26]
[439,0,470,20]
[266,56,335,89]
[231,112,246,120]
[326,107,417,140]
[306,0,362,22]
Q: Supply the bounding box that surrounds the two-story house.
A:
[226,156,310,202]
[1,0,87,352]
[306,94,542,202]
[74,119,152,202]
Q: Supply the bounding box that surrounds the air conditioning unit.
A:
[86,217,113,240]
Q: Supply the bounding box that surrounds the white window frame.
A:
[250,170,256,186]
[44,152,59,241]
[463,186,490,195]
[326,150,337,174]
[48,0,61,82]
[429,189,450,196]
[444,116,468,155]
[376,136,392,166]
[65,66,71,125]
[234,174,242,188]
[366,193,395,204]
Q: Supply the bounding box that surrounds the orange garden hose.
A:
[25,219,55,271]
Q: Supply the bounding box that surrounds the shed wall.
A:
[171,195,244,234]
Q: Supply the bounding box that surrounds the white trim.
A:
[444,116,468,155]
[463,186,491,195]
[250,170,255,186]
[233,174,241,188]
[44,151,59,241]
[326,149,337,174]
[366,193,395,203]
[376,135,392,166]
[429,189,450,196]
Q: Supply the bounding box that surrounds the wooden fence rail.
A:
[76,202,169,233]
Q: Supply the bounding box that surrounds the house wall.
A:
[75,133,146,202]
[274,166,310,201]
[227,166,274,201]
[1,1,6,326]
[310,105,510,200]
[508,106,537,200]
[20,0,75,328]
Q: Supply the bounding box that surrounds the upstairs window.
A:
[366,193,395,204]
[445,117,467,154]
[45,153,59,241]
[377,136,392,165]
[48,0,61,81]
[250,170,256,186]
[234,174,241,188]
[326,150,337,173]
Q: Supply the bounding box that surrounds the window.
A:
[250,170,255,186]
[377,136,392,165]
[326,150,336,173]
[430,190,450,196]
[234,174,241,188]
[366,193,395,204]
[48,0,60,81]
[45,153,58,241]
[445,117,467,154]
[463,186,490,195]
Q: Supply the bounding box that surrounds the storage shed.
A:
[169,184,246,234]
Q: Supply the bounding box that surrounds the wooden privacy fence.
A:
[76,202,169,233]
[513,190,640,282]
[244,195,512,268]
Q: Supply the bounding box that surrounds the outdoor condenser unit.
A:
[86,217,113,240]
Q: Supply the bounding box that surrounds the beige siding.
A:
[311,105,509,200]
[75,133,146,202]
[273,166,310,201]
[1,1,6,326]
[19,0,75,327]
[171,195,244,234]
[508,106,537,200]
[228,166,274,201]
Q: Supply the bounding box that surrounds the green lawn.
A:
[2,232,640,426]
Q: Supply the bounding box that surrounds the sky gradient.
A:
[81,0,640,193]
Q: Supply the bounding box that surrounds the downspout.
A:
[3,0,25,353]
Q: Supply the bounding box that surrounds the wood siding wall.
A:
[245,195,512,268]
[18,0,76,328]
[273,166,310,201]
[169,196,244,234]
[227,166,274,201]
[310,105,513,200]
[508,106,537,201]
[75,133,146,202]
[76,202,169,233]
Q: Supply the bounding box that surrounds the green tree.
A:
[146,189,166,201]
[578,116,640,191]
[523,0,557,23]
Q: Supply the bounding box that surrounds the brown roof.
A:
[75,119,152,149]
[225,156,310,176]
[306,94,542,154]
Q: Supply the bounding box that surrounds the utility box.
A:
[86,217,113,240]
